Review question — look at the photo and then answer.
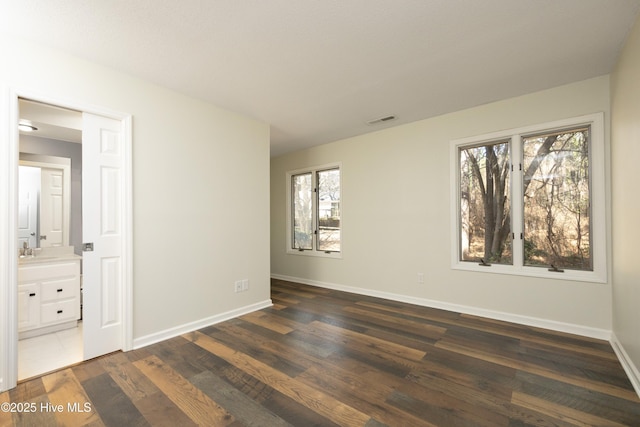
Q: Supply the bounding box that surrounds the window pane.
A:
[459,141,512,264]
[292,173,313,250]
[523,128,591,270]
[317,168,340,252]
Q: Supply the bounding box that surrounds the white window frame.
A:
[286,162,342,258]
[450,113,607,283]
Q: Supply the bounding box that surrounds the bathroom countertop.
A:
[18,247,82,265]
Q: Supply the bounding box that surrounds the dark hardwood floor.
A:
[2,278,639,426]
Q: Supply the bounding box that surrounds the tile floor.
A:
[18,322,83,380]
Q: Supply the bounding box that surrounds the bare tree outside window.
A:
[523,128,591,270]
[292,173,313,249]
[458,126,592,272]
[459,141,512,264]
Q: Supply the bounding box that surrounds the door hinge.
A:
[82,242,94,252]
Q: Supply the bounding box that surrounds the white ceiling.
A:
[18,99,83,144]
[2,0,639,156]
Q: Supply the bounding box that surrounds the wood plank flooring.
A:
[2,278,639,426]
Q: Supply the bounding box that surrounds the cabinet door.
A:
[18,283,39,331]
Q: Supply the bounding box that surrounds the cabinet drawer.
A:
[40,299,78,324]
[19,262,79,282]
[41,278,78,302]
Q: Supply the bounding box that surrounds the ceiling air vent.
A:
[366,115,397,125]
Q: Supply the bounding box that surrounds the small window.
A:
[292,172,313,250]
[317,168,341,252]
[288,164,341,256]
[451,113,606,282]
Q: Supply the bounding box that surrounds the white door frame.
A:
[0,88,133,392]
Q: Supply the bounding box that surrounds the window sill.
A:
[452,261,606,284]
[287,249,342,259]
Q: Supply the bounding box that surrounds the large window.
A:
[288,165,341,256]
[451,114,606,282]
[459,139,512,265]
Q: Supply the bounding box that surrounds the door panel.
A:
[40,167,64,247]
[100,257,120,327]
[82,113,124,360]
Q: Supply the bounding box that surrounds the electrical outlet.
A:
[242,279,249,291]
[234,280,243,293]
[417,273,424,284]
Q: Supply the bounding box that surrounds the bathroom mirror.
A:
[17,155,71,250]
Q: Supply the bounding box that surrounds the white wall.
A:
[611,15,640,391]
[1,37,271,341]
[272,76,612,336]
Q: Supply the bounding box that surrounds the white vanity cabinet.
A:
[18,259,81,339]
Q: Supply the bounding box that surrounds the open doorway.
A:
[17,99,84,380]
[0,91,133,392]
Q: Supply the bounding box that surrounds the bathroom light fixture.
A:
[18,123,38,132]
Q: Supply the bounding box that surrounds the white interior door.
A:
[17,166,39,249]
[82,112,124,360]
[39,167,64,247]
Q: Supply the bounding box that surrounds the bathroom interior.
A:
[17,99,84,380]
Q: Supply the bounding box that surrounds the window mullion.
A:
[511,135,524,268]
[313,172,319,251]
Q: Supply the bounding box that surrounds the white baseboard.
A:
[271,274,611,340]
[610,332,640,398]
[133,299,273,349]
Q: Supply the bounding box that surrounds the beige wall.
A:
[1,36,271,340]
[611,16,640,385]
[272,76,612,335]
